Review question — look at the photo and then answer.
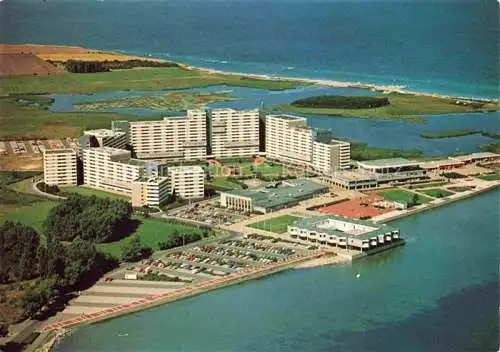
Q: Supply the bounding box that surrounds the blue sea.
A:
[1,0,498,99]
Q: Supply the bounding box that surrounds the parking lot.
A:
[167,199,252,226]
[0,138,79,156]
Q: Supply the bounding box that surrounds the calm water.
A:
[55,190,499,352]
[1,0,498,99]
[49,85,499,156]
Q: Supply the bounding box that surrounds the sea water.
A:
[1,0,498,99]
[55,190,499,352]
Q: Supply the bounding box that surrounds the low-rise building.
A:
[449,152,499,164]
[168,165,205,199]
[288,215,402,252]
[357,158,426,183]
[322,171,378,190]
[220,179,328,213]
[43,149,77,186]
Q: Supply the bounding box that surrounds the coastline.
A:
[3,42,498,103]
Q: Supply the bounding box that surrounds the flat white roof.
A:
[450,152,499,161]
[84,129,124,138]
[328,170,377,182]
[358,158,420,169]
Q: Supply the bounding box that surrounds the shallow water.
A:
[48,84,499,156]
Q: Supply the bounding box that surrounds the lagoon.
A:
[48,85,499,157]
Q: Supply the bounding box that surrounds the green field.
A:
[0,171,40,186]
[280,93,499,121]
[1,67,296,94]
[96,218,202,258]
[74,92,234,112]
[0,200,58,242]
[477,173,500,181]
[420,129,481,139]
[207,177,243,190]
[61,186,130,201]
[378,190,432,205]
[411,182,449,189]
[420,188,454,198]
[248,215,299,234]
[350,141,424,161]
[448,186,473,192]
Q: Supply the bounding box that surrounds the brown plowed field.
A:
[0,43,164,62]
[0,53,63,77]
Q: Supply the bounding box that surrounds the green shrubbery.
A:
[292,95,390,109]
[43,195,133,242]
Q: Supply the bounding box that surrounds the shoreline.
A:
[33,183,500,351]
[3,42,498,103]
[34,250,326,351]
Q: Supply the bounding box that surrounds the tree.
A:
[410,194,419,207]
[121,235,151,262]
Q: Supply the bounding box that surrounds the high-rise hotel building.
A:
[43,149,78,186]
[129,110,207,162]
[82,147,169,206]
[207,109,260,159]
[265,114,350,174]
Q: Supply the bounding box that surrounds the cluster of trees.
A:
[43,195,132,242]
[0,222,40,283]
[0,221,117,320]
[292,95,390,109]
[49,59,179,74]
[157,232,202,251]
[121,235,152,262]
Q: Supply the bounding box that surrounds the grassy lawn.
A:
[378,190,432,205]
[207,177,243,190]
[280,93,499,121]
[411,182,449,189]
[0,171,40,186]
[1,67,296,94]
[248,215,299,234]
[448,186,473,192]
[477,173,500,181]
[97,218,202,258]
[420,188,454,198]
[61,186,130,201]
[351,141,424,161]
[0,201,58,242]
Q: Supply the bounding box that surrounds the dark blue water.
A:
[1,0,498,99]
[55,190,499,352]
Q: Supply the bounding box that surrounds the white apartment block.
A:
[129,110,207,162]
[43,149,77,186]
[209,109,260,159]
[312,139,351,173]
[266,115,312,165]
[131,177,170,207]
[82,147,168,206]
[84,129,128,149]
[266,114,350,174]
[168,166,205,199]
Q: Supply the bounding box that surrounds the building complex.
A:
[265,114,350,174]
[288,215,401,252]
[219,179,328,213]
[43,149,77,186]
